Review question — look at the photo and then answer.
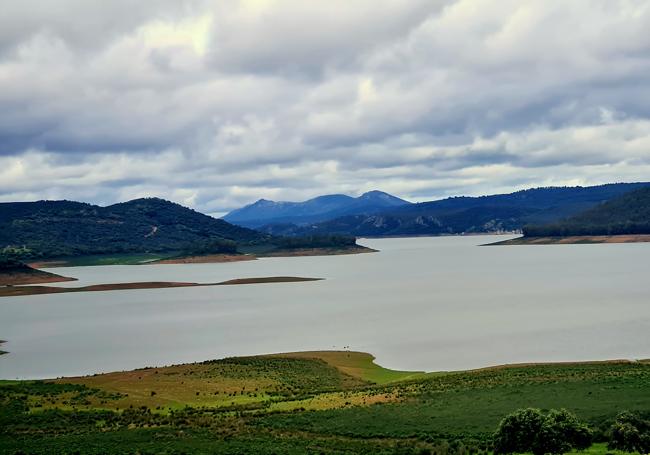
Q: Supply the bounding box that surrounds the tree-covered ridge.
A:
[0,198,269,260]
[0,198,365,261]
[257,183,650,237]
[523,187,650,237]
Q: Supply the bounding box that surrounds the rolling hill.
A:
[523,186,650,237]
[222,190,410,228]
[0,198,269,260]
[254,183,650,237]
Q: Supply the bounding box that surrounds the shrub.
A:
[493,408,545,454]
[493,408,592,455]
[533,409,592,455]
[608,411,650,453]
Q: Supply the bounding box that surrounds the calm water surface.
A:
[1,235,648,379]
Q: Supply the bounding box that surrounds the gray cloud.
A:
[1,0,650,215]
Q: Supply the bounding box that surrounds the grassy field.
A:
[1,352,648,454]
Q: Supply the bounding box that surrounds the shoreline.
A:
[24,245,376,268]
[257,245,377,257]
[150,254,257,265]
[359,232,517,240]
[487,234,650,245]
[0,276,322,298]
[0,271,77,286]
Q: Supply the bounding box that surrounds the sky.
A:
[1,0,650,216]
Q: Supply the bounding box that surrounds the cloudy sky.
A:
[1,0,650,216]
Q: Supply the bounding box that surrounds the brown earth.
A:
[0,276,322,298]
[151,254,257,264]
[26,260,71,268]
[259,246,377,257]
[0,270,76,286]
[487,234,650,246]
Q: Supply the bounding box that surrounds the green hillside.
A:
[524,187,650,237]
[0,198,268,260]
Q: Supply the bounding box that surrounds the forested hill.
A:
[0,198,269,260]
[523,186,650,237]
[258,183,650,237]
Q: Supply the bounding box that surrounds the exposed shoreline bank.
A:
[0,276,322,298]
[487,234,650,245]
[24,245,376,268]
[150,254,257,265]
[0,271,76,286]
[257,245,377,257]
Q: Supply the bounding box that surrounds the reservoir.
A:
[1,235,648,379]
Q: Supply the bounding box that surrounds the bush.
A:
[608,411,650,453]
[493,408,592,455]
[534,409,592,455]
[493,408,544,454]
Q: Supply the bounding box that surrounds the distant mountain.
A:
[0,198,268,260]
[223,190,410,228]
[260,183,650,237]
[523,186,650,237]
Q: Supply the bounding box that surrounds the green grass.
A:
[254,361,650,440]
[0,428,437,455]
[263,351,424,384]
[2,354,649,454]
[570,443,634,455]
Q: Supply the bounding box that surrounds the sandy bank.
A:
[258,246,377,257]
[0,276,322,298]
[488,234,650,245]
[151,254,257,265]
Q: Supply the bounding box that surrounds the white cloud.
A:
[0,0,649,213]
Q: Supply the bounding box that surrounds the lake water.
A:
[1,235,649,379]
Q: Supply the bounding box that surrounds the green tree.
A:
[493,408,545,454]
[533,409,591,455]
[608,411,650,453]
[494,408,592,455]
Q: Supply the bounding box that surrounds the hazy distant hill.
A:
[0,198,268,260]
[222,190,410,228]
[259,183,650,237]
[523,186,650,237]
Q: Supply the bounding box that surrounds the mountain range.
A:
[226,183,650,237]
[3,182,649,261]
[222,190,410,228]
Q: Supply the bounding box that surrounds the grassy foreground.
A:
[1,352,649,454]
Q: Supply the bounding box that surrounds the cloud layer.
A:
[1,0,649,215]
